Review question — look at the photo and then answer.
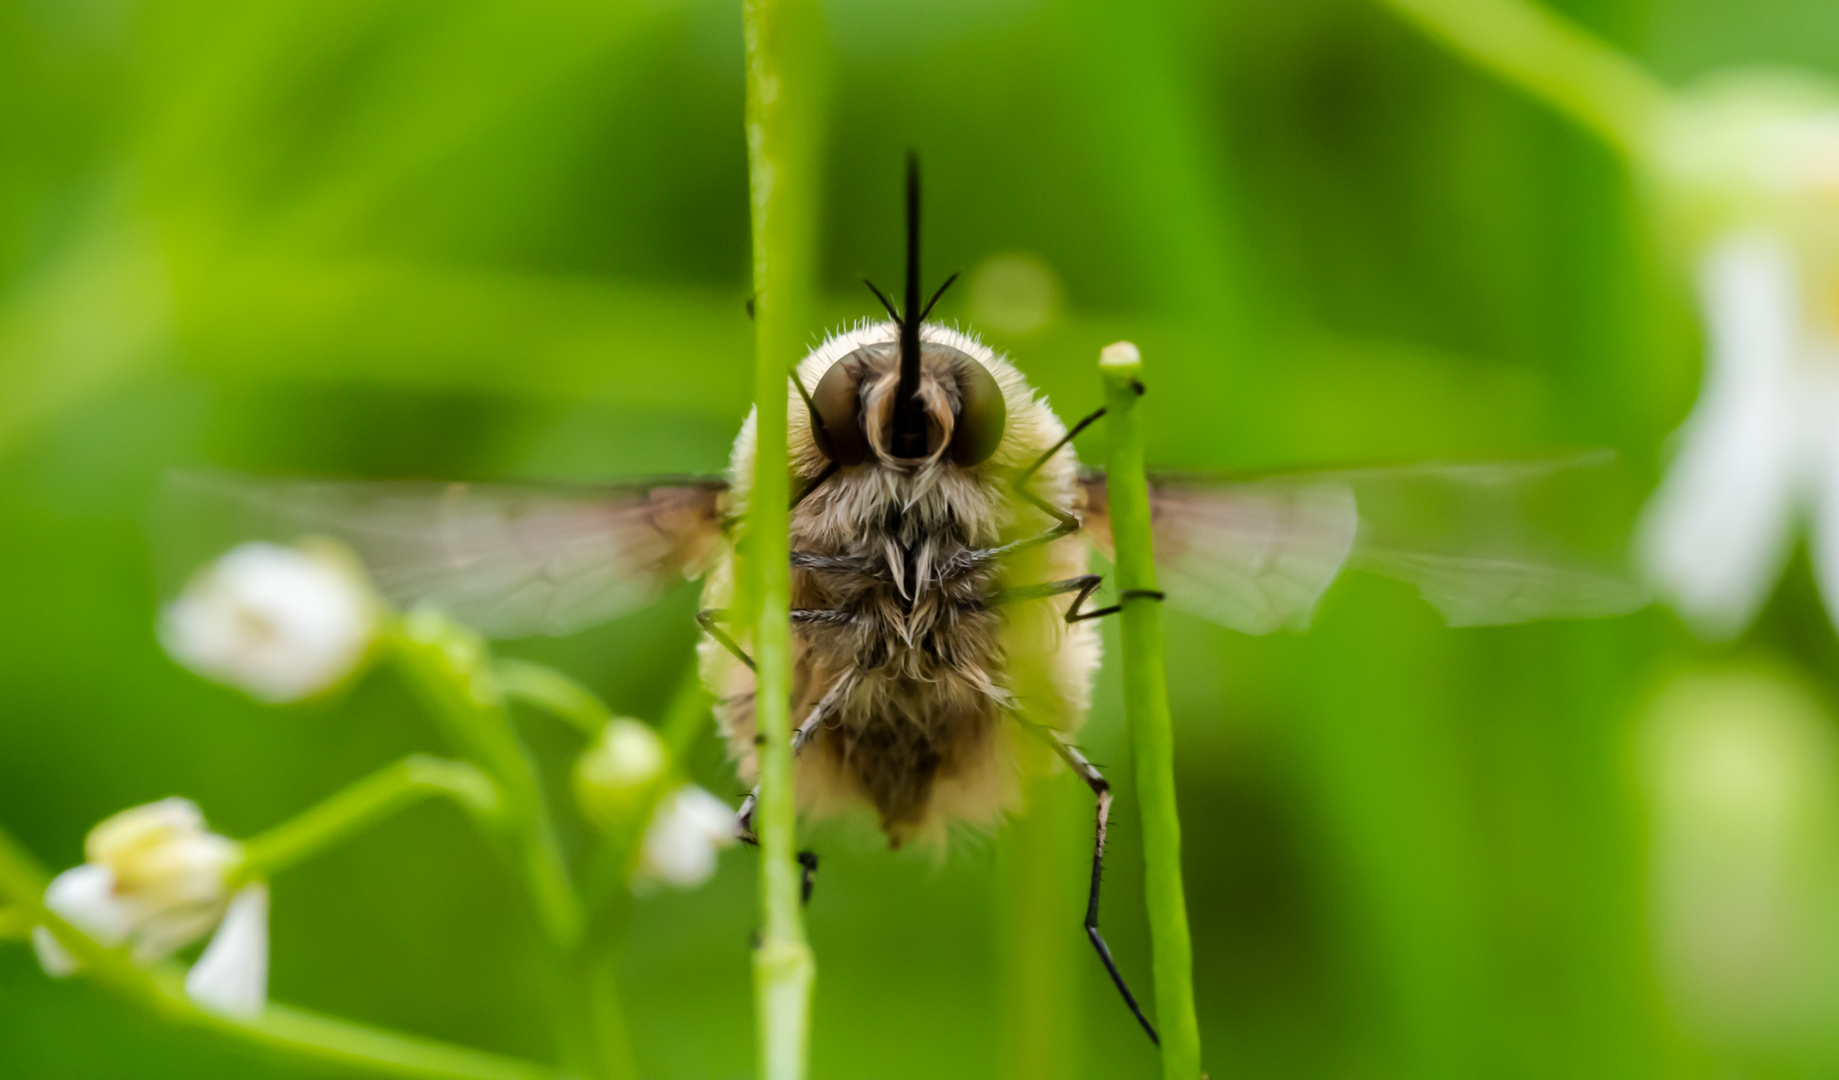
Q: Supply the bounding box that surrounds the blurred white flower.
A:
[1640,75,1839,638]
[635,785,736,891]
[967,252,1062,337]
[33,798,242,973]
[160,541,379,703]
[573,718,669,829]
[1640,667,1839,1043]
[184,883,269,1018]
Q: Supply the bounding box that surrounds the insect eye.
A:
[948,354,1006,466]
[811,356,871,465]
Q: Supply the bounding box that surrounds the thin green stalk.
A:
[386,614,608,1080]
[498,659,613,739]
[1100,342,1201,1080]
[389,615,582,948]
[658,663,716,762]
[742,0,825,1074]
[573,952,638,1080]
[238,755,503,881]
[0,824,567,1080]
[1370,0,1669,157]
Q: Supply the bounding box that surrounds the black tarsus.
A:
[1018,722,1160,1046]
[987,575,1167,623]
[797,851,819,905]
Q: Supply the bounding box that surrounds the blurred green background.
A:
[6,0,1839,1076]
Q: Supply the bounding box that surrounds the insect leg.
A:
[700,604,846,670]
[987,575,1167,624]
[734,675,849,843]
[1006,382,1143,539]
[797,851,818,905]
[696,609,755,671]
[1019,720,1160,1046]
[990,394,1141,560]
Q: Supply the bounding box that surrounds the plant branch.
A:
[1099,342,1201,1079]
[388,616,582,949]
[742,0,826,1074]
[0,823,570,1080]
[497,659,613,739]
[386,614,610,1079]
[1370,0,1669,156]
[237,755,504,882]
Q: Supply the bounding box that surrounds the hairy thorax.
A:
[786,468,1010,838]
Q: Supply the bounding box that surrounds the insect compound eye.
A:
[810,355,872,465]
[947,351,1006,467]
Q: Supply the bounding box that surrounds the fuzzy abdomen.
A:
[786,521,1007,837]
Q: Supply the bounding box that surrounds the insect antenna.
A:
[862,278,901,322]
[892,153,928,458]
[919,271,959,322]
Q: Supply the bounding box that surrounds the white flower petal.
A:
[1805,363,1839,626]
[43,864,132,947]
[160,542,376,704]
[185,883,269,1018]
[636,786,738,890]
[32,926,80,978]
[1639,232,1804,639]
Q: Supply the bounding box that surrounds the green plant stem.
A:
[742,0,825,1074]
[0,824,568,1080]
[389,616,581,949]
[1100,342,1201,1080]
[658,663,716,762]
[1370,0,1668,156]
[573,951,638,1080]
[386,615,611,1080]
[498,659,612,739]
[237,755,503,882]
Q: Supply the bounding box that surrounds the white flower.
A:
[184,883,269,1017]
[635,785,736,890]
[573,718,669,829]
[160,541,379,703]
[33,798,242,974]
[1639,75,1839,638]
[1640,667,1839,1040]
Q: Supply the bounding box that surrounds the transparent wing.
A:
[1079,452,1648,633]
[158,472,729,639]
[1079,474,1359,635]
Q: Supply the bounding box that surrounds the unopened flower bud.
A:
[34,798,241,974]
[635,785,737,891]
[160,541,379,704]
[574,719,668,828]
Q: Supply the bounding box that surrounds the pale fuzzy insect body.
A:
[699,320,1098,847]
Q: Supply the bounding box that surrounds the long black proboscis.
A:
[893,154,926,457]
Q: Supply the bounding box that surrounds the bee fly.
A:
[173,161,1647,1044]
